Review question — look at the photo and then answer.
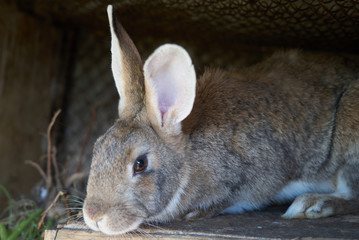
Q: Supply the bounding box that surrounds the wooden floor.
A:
[45,205,359,240]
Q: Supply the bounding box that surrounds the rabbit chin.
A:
[83,212,144,236]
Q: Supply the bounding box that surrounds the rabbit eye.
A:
[133,155,148,174]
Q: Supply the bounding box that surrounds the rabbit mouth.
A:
[83,204,146,235]
[97,215,144,235]
[83,211,145,235]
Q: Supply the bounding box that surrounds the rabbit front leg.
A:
[283,166,359,219]
[282,193,350,219]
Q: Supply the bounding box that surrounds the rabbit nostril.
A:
[84,203,105,221]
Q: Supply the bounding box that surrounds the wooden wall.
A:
[0,2,68,199]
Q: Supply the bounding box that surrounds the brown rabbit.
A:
[82,5,359,235]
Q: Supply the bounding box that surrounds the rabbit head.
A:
[83,5,196,235]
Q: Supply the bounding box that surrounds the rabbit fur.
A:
[82,5,359,235]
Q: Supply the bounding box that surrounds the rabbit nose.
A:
[84,202,106,222]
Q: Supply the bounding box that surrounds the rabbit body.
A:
[83,5,359,235]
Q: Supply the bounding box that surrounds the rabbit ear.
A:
[144,44,196,135]
[107,5,144,118]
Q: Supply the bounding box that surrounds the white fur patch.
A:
[274,180,334,203]
[332,170,352,199]
[222,181,335,215]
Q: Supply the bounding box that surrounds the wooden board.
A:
[44,206,359,240]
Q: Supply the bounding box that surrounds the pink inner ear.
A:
[155,63,178,126]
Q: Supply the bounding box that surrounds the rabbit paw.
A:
[282,193,348,219]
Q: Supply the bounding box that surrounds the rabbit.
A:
[82,5,359,235]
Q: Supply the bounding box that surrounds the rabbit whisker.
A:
[137,228,154,239]
[144,222,167,232]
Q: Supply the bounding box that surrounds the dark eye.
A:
[133,155,148,174]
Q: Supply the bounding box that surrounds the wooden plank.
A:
[45,220,246,239]
[44,206,359,240]
[44,228,242,240]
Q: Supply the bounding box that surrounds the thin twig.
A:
[25,160,47,182]
[46,109,61,190]
[62,193,71,217]
[37,191,63,229]
[65,172,89,188]
[51,147,63,190]
[77,104,98,172]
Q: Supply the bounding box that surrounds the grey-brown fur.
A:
[82,5,359,235]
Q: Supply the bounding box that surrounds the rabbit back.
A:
[180,50,359,213]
